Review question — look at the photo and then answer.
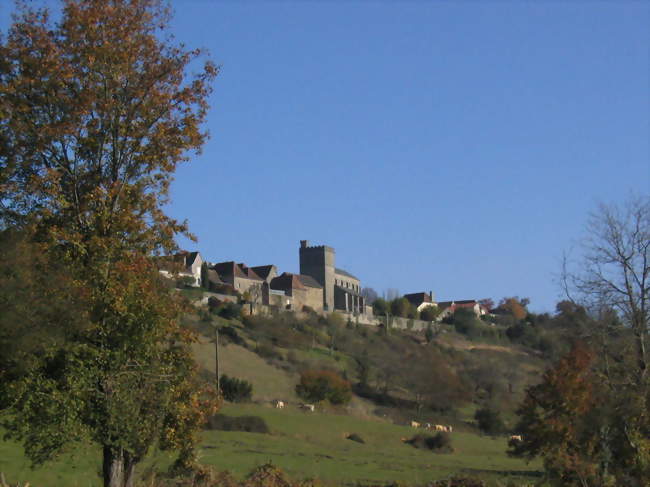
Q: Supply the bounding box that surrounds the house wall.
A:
[233,277,263,295]
[189,254,203,285]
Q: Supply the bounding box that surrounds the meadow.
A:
[0,402,541,486]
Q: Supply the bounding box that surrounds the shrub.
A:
[215,301,242,320]
[474,406,505,435]
[405,432,453,453]
[244,463,291,487]
[204,414,269,434]
[256,342,283,361]
[295,369,352,405]
[346,433,365,444]
[420,306,441,322]
[220,325,245,346]
[220,374,253,402]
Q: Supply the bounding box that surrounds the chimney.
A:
[300,240,309,248]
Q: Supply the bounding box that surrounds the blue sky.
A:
[2,1,648,312]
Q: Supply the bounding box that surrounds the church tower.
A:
[299,240,335,311]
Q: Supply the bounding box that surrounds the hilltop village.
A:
[160,240,489,330]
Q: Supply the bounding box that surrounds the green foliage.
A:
[346,433,365,444]
[210,300,242,320]
[406,432,453,453]
[220,375,253,403]
[204,414,269,434]
[295,370,352,405]
[201,263,210,290]
[425,324,435,343]
[420,306,441,322]
[372,298,389,316]
[0,0,219,483]
[390,298,416,318]
[474,406,505,436]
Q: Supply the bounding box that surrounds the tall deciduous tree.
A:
[0,1,218,486]
[513,196,650,486]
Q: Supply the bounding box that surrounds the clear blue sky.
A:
[2,1,648,312]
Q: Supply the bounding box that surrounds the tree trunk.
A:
[124,451,138,487]
[103,447,139,487]
[103,446,125,487]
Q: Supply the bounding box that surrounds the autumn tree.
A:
[0,1,218,486]
[509,343,607,485]
[513,196,650,486]
[496,297,529,321]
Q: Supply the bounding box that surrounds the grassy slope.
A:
[0,403,541,486]
[192,339,300,402]
[0,311,545,485]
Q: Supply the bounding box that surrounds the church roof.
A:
[335,268,359,281]
[297,274,322,288]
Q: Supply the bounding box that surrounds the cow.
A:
[434,424,446,431]
[301,403,315,412]
[424,423,432,430]
[445,425,453,433]
[509,435,523,442]
[274,400,285,409]
[410,420,420,428]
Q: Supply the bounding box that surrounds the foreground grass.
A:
[0,403,541,486]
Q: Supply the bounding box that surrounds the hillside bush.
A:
[295,370,352,404]
[405,432,453,453]
[204,414,269,434]
[474,406,505,436]
[346,433,365,444]
[220,374,253,402]
[220,325,245,346]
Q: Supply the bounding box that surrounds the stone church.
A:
[299,240,366,314]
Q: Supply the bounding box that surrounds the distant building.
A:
[269,272,323,312]
[403,292,437,312]
[299,240,366,314]
[211,261,264,295]
[437,300,487,318]
[158,251,203,287]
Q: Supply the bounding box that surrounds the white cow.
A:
[274,400,285,409]
[434,424,446,431]
[410,420,420,428]
[301,403,315,412]
[510,435,523,442]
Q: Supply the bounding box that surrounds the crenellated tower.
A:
[299,240,335,311]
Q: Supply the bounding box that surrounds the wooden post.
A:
[215,326,220,394]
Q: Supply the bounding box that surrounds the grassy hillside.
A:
[0,305,551,486]
[0,403,541,486]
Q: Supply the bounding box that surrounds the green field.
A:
[0,403,541,486]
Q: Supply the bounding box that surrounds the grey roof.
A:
[297,274,322,288]
[335,268,359,281]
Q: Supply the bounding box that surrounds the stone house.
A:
[403,291,437,312]
[269,272,323,312]
[211,261,264,297]
[437,300,487,318]
[158,251,203,287]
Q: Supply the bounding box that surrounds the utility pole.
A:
[214,326,220,394]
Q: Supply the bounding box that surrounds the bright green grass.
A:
[1,403,541,486]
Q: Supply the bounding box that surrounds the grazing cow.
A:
[301,403,315,412]
[509,435,523,442]
[410,420,420,428]
[424,423,432,430]
[434,424,446,431]
[445,425,453,433]
[274,400,285,409]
